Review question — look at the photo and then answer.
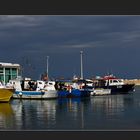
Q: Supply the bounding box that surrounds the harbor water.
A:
[1,86,140,130]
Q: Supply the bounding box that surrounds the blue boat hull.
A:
[57,89,91,98]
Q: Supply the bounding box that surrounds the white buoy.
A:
[19,92,22,96]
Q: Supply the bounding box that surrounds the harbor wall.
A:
[124,79,140,85]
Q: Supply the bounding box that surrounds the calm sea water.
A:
[1,86,140,131]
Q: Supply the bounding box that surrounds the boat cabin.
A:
[103,75,124,86]
[93,75,125,87]
[8,78,56,91]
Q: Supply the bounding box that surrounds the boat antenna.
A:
[80,50,83,79]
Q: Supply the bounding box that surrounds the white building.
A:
[0,62,21,84]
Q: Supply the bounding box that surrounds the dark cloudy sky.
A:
[0,15,140,79]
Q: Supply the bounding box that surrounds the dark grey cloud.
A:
[0,15,140,79]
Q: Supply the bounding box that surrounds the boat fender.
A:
[79,85,83,89]
[66,85,72,93]
[19,92,22,96]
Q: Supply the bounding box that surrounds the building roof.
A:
[0,62,20,68]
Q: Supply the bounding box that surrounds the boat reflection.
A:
[10,99,57,130]
[57,98,90,112]
[9,98,91,130]
[0,103,14,130]
[56,98,91,129]
[0,93,135,130]
[0,103,13,116]
[90,94,134,119]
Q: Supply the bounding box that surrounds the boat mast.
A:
[47,56,49,79]
[80,50,83,79]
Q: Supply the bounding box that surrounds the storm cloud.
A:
[0,15,140,79]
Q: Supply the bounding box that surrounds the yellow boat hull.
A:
[0,88,14,102]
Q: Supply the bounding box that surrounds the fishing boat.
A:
[93,74,135,94]
[8,78,58,99]
[74,78,111,96]
[0,82,14,102]
[55,80,91,98]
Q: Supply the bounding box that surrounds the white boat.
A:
[37,80,58,99]
[7,78,58,99]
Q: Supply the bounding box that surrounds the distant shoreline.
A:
[124,79,140,86]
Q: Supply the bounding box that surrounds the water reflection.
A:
[55,98,91,130]
[89,94,135,129]
[10,99,57,130]
[8,98,91,130]
[0,93,136,130]
[0,103,14,129]
[90,94,134,118]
